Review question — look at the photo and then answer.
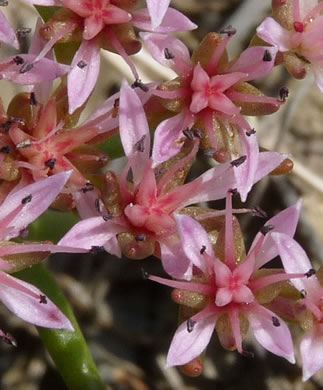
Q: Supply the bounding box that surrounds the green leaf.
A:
[28,210,80,243]
[15,265,108,390]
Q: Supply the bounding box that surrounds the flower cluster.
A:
[0,0,322,385]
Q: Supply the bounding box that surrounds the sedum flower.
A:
[148,195,311,369]
[257,0,323,92]
[275,230,323,380]
[141,31,286,200]
[59,81,286,279]
[23,0,196,113]
[0,171,88,333]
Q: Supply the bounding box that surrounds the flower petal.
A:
[58,216,125,249]
[0,172,72,240]
[133,8,196,32]
[140,32,191,74]
[256,17,294,52]
[271,232,320,294]
[166,314,216,367]
[0,55,70,85]
[175,214,213,274]
[250,201,302,268]
[0,271,73,330]
[152,111,188,166]
[119,80,151,184]
[68,39,101,114]
[0,11,19,49]
[146,0,171,29]
[300,324,323,381]
[248,305,295,363]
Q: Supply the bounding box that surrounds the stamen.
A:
[102,213,113,221]
[279,87,289,102]
[81,182,94,193]
[19,63,33,74]
[132,79,149,92]
[263,50,272,62]
[77,60,87,69]
[193,129,204,139]
[114,98,120,108]
[30,92,38,106]
[21,194,32,204]
[251,206,267,218]
[219,25,237,36]
[0,146,10,154]
[230,155,247,167]
[0,331,17,348]
[305,268,316,278]
[183,128,194,141]
[90,246,105,254]
[246,128,256,136]
[134,135,146,153]
[19,228,29,238]
[141,268,149,279]
[187,318,196,333]
[95,198,104,213]
[135,234,146,242]
[272,316,280,327]
[39,295,47,304]
[164,48,175,59]
[260,224,274,235]
[200,245,206,255]
[13,56,24,65]
[44,158,56,170]
[16,27,32,37]
[300,289,307,298]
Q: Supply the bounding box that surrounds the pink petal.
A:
[133,8,197,32]
[228,47,278,81]
[152,111,188,166]
[0,55,70,85]
[233,285,254,304]
[0,172,71,240]
[256,17,294,52]
[58,216,124,249]
[271,232,320,294]
[146,0,171,29]
[250,201,302,268]
[234,127,259,202]
[0,11,19,49]
[83,14,104,40]
[300,0,319,21]
[300,324,323,381]
[208,92,241,115]
[182,162,236,206]
[190,91,209,113]
[104,236,121,258]
[28,18,54,104]
[159,237,192,280]
[248,306,295,363]
[0,271,73,330]
[73,190,102,219]
[68,39,101,114]
[166,314,216,367]
[191,63,210,91]
[215,288,233,306]
[252,151,287,188]
[119,80,151,184]
[175,214,213,274]
[140,32,191,75]
[23,0,61,4]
